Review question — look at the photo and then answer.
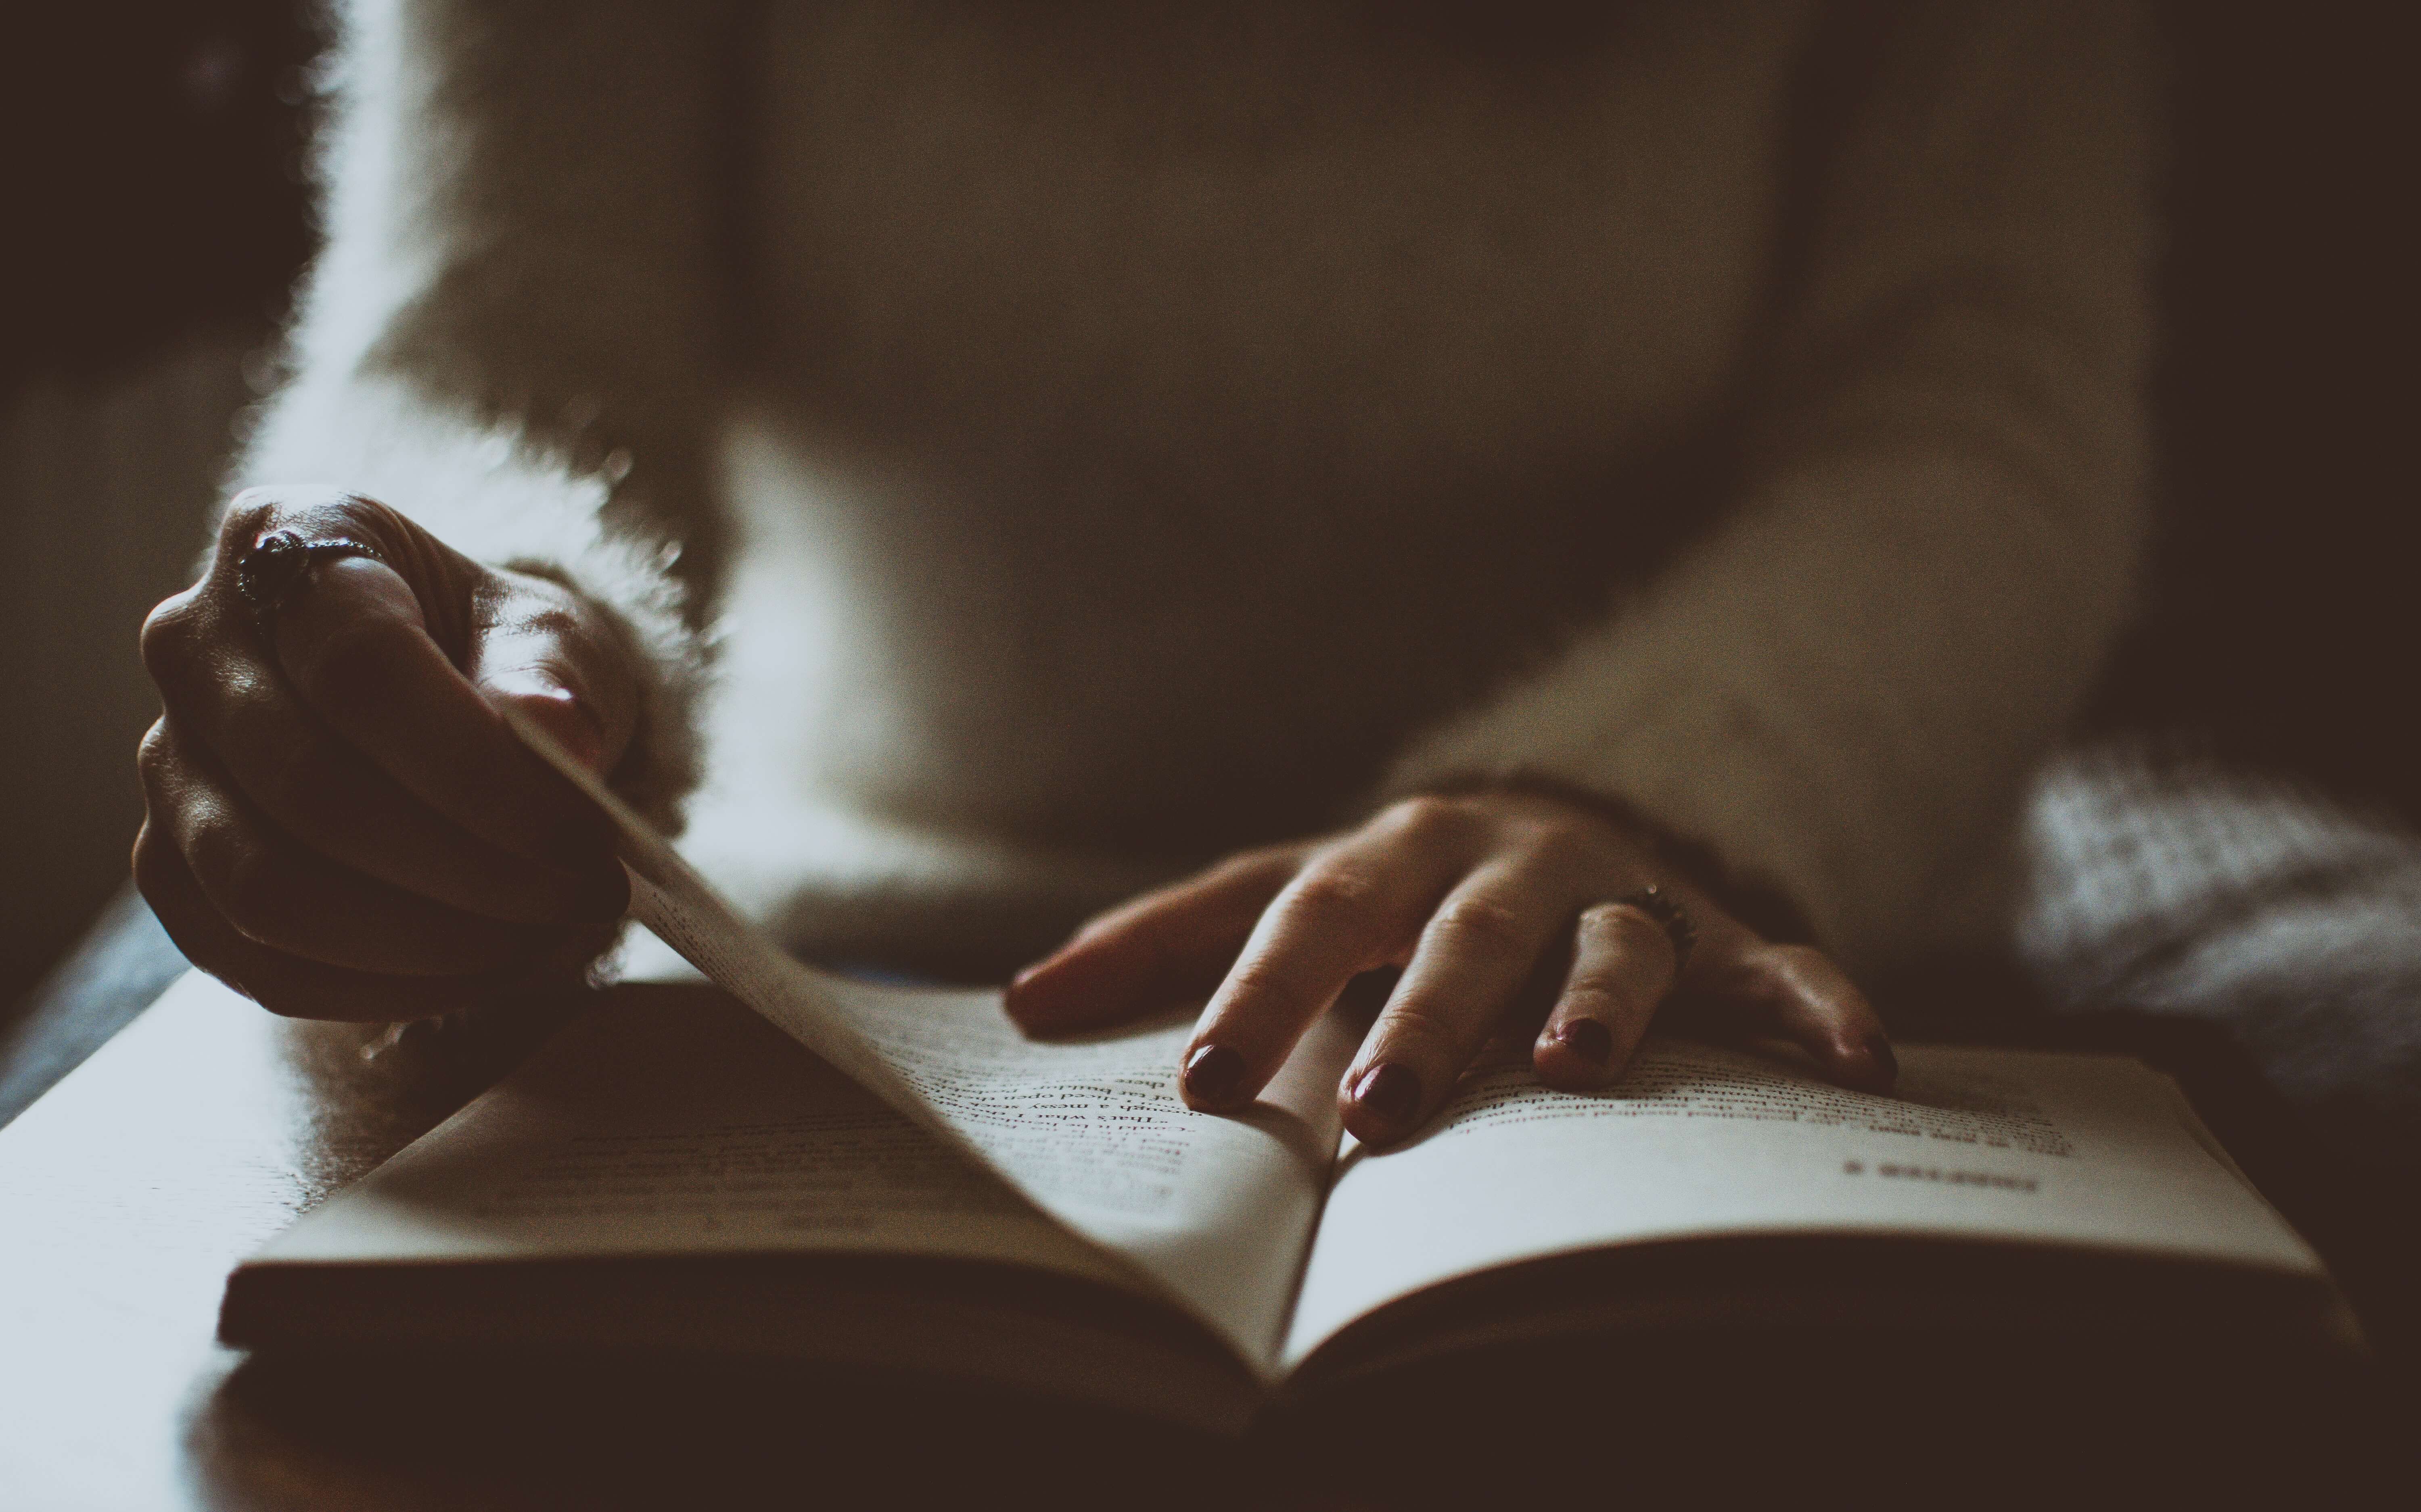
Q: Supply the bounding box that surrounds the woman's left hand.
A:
[1005,789,1895,1148]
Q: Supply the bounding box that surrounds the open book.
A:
[218,720,2358,1435]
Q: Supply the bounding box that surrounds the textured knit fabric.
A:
[234,0,2156,976]
[2020,739,2421,1172]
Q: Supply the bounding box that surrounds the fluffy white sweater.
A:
[236,0,2155,977]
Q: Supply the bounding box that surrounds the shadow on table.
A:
[188,1325,2402,1510]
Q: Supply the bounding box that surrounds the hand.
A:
[1006,790,1894,1147]
[134,486,639,1020]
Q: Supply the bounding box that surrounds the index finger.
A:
[1179,818,1469,1111]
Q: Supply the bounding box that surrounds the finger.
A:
[143,590,625,926]
[140,718,557,977]
[1181,804,1477,1111]
[1005,848,1302,1036]
[1702,942,1896,1093]
[1531,898,1682,1092]
[163,492,632,900]
[267,552,619,872]
[468,571,641,774]
[134,818,575,1022]
[1340,860,1570,1146]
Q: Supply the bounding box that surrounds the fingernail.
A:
[1554,1018,1614,1067]
[1863,1032,1898,1084]
[1183,1044,1246,1105]
[1350,1062,1422,1126]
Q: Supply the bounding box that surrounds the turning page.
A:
[1283,1038,2325,1364]
[247,980,1130,1288]
[786,971,1355,1367]
[504,709,1354,1368]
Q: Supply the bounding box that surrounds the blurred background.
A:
[1,0,2413,1014]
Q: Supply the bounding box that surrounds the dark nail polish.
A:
[1555,1018,1614,1066]
[1863,1032,1899,1084]
[1351,1063,1422,1126]
[1183,1044,1246,1105]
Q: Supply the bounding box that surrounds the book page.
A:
[251,983,1131,1289]
[804,973,1358,1370]
[1282,1038,2324,1365]
[500,708,1353,1370]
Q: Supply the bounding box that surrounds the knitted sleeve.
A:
[1378,1,2159,973]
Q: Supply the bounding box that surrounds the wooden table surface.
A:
[0,963,478,1509]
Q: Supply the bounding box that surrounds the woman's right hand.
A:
[135,486,641,1021]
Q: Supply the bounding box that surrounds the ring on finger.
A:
[236,530,389,617]
[1609,883,1695,974]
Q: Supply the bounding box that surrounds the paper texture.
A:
[1283,1038,2325,1363]
[300,712,2328,1381]
[502,707,1352,1368]
[253,985,1135,1289]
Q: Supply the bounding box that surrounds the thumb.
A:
[483,671,612,773]
[468,580,640,777]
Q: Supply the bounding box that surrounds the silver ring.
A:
[235,529,387,615]
[1611,884,1695,973]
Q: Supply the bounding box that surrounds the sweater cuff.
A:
[236,376,709,837]
[1374,645,1854,963]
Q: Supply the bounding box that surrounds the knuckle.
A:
[1427,894,1532,953]
[1522,820,1611,878]
[135,718,174,786]
[1285,866,1386,932]
[138,591,208,685]
[1382,794,1466,845]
